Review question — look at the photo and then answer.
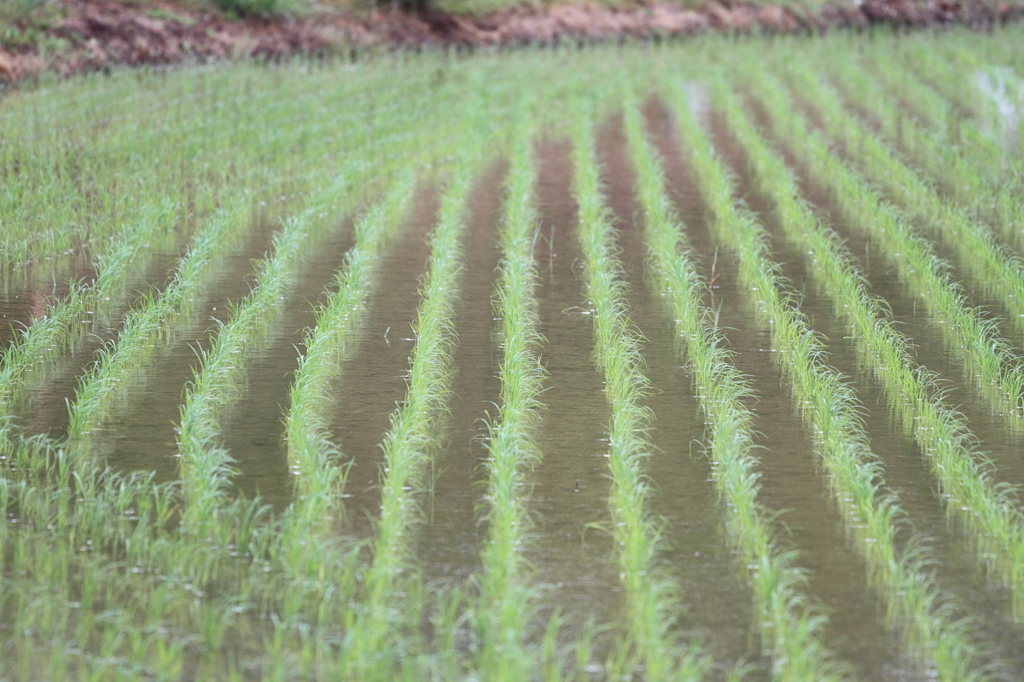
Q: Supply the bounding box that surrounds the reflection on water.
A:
[8,248,181,440]
[220,215,358,510]
[96,220,281,486]
[0,255,96,361]
[700,110,912,680]
[3,100,1023,673]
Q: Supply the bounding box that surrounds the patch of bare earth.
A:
[0,0,1021,82]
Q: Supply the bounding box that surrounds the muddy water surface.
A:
[219,215,358,510]
[772,124,1024,503]
[526,137,621,649]
[696,110,922,680]
[416,162,504,588]
[0,256,96,361]
[7,247,182,440]
[331,187,436,541]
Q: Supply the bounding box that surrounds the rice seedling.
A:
[569,96,710,681]
[622,94,845,682]
[0,204,180,424]
[729,66,1024,623]
[843,45,1012,224]
[736,62,1024,432]
[62,194,255,449]
[0,59,423,275]
[473,118,549,681]
[175,166,375,540]
[666,72,993,681]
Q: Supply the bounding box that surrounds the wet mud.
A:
[8,0,1023,87]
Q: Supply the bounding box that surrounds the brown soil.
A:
[0,0,1020,83]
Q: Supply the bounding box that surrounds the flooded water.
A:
[5,90,1024,680]
[7,247,182,440]
[526,137,622,647]
[699,110,919,680]
[415,162,505,588]
[0,256,97,361]
[766,122,1024,499]
[220,217,358,509]
[331,187,435,540]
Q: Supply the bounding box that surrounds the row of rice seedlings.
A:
[339,154,485,679]
[897,35,1024,226]
[622,96,844,681]
[11,56,473,450]
[250,174,418,680]
[282,171,416,539]
[175,168,367,539]
[0,437,202,679]
[756,64,1024,428]
[670,74,992,680]
[569,99,710,681]
[0,71,435,420]
[62,194,254,449]
[472,119,552,681]
[786,59,1024,352]
[0,198,183,424]
[0,174,417,680]
[731,70,1024,621]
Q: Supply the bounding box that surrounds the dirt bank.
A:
[1,0,1021,83]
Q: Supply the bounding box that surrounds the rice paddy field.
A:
[4,27,1024,681]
